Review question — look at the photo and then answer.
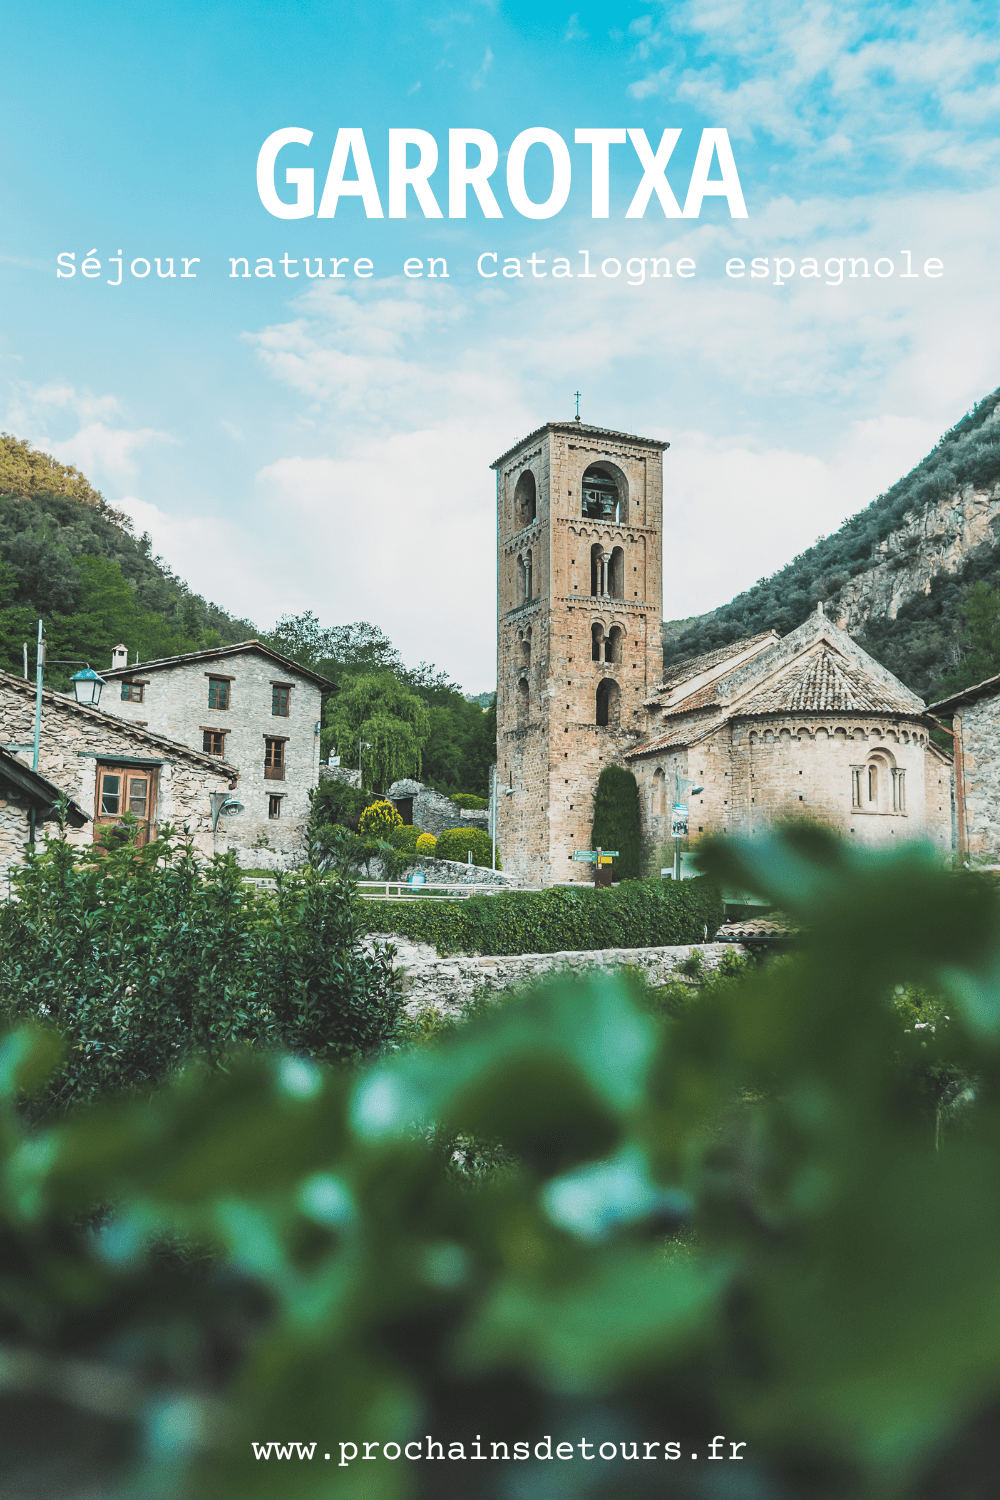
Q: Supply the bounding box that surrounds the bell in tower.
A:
[581,466,620,522]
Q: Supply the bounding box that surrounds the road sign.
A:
[573,850,597,862]
[672,803,688,816]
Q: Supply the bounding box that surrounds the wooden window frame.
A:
[207,676,231,711]
[201,727,228,757]
[120,680,147,703]
[93,763,159,846]
[264,735,288,781]
[268,793,284,819]
[270,681,292,717]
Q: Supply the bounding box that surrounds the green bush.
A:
[4,833,1000,1498]
[361,874,723,955]
[387,823,423,853]
[309,776,378,831]
[0,827,400,1114]
[451,792,489,810]
[415,831,438,856]
[358,799,403,839]
[591,764,642,880]
[435,826,497,868]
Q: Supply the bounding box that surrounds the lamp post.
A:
[26,625,108,844]
[672,770,704,883]
[210,793,245,854]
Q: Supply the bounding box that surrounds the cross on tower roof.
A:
[574,390,581,419]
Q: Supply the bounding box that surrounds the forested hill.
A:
[0,433,255,690]
[662,389,1000,701]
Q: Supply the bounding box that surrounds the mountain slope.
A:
[663,390,1000,700]
[0,433,255,689]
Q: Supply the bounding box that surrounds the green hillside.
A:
[0,433,255,690]
[663,390,1000,700]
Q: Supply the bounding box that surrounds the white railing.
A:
[240,876,504,902]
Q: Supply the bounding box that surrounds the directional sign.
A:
[672,804,688,816]
[573,850,597,862]
[601,850,619,857]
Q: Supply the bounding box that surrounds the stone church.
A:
[493,417,954,884]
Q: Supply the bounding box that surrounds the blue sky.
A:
[3,1,1000,688]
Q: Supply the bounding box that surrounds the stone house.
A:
[491,414,953,883]
[627,606,953,859]
[0,670,238,878]
[928,674,1000,863]
[100,641,334,857]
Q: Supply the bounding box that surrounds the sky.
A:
[2,0,1000,690]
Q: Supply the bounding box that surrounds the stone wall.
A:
[386,779,489,836]
[956,698,1000,861]
[390,938,743,1015]
[0,674,236,875]
[103,648,323,853]
[630,716,952,856]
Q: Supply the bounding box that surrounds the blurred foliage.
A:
[2,832,1000,1496]
[360,876,722,956]
[0,827,400,1115]
[663,389,1000,700]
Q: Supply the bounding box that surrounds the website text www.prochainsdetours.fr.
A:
[252,1435,748,1465]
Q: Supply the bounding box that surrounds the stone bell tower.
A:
[492,417,668,884]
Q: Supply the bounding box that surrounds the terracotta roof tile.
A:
[737,647,918,716]
[651,632,778,700]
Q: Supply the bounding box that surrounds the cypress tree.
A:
[591,765,642,880]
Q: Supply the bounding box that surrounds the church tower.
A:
[492,418,668,884]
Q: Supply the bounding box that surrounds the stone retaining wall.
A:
[387,939,743,1015]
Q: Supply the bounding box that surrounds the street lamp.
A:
[68,667,106,707]
[210,793,245,853]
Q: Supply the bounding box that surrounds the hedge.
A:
[360,875,724,956]
[434,827,498,869]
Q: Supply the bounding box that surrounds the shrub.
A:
[0,827,401,1114]
[361,875,723,955]
[435,827,497,868]
[451,792,489,810]
[591,764,643,880]
[416,832,438,856]
[309,777,378,832]
[358,799,403,839]
[387,823,423,853]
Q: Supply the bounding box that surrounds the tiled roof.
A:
[491,419,669,468]
[737,647,920,717]
[653,632,778,696]
[0,745,89,825]
[625,719,721,758]
[658,681,728,717]
[929,671,1000,714]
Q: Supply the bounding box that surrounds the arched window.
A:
[653,766,666,816]
[516,676,529,726]
[606,625,622,664]
[591,623,604,661]
[521,627,531,668]
[582,465,621,522]
[515,555,525,601]
[590,543,605,597]
[609,547,625,600]
[513,469,536,528]
[596,678,620,727]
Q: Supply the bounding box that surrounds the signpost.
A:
[572,848,618,885]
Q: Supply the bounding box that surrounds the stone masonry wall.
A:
[631,716,952,857]
[0,676,235,875]
[104,649,322,854]
[956,698,1000,861]
[391,939,744,1016]
[386,780,489,837]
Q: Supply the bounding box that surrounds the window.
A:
[208,677,230,710]
[203,730,226,756]
[851,767,862,808]
[100,774,121,815]
[868,765,877,804]
[582,465,620,522]
[265,738,286,780]
[272,684,290,716]
[892,768,906,812]
[269,795,282,819]
[120,681,144,703]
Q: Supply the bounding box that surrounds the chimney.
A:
[111,644,128,670]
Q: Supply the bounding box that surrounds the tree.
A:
[591,764,642,880]
[938,580,1000,695]
[325,671,430,791]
